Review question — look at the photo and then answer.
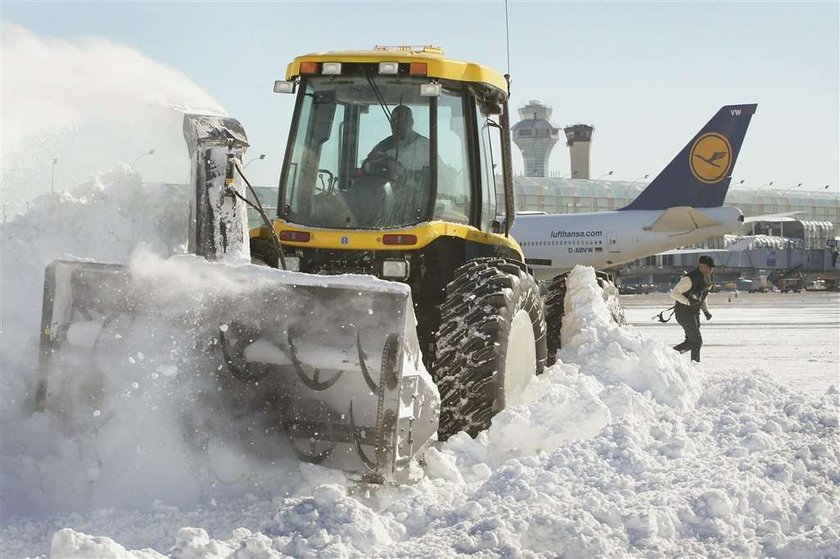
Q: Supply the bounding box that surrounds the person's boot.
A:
[673,342,690,354]
[690,349,700,362]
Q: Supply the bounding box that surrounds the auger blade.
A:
[38,257,440,482]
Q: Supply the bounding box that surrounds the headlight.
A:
[382,259,408,279]
[378,61,399,74]
[419,82,441,97]
[321,62,342,75]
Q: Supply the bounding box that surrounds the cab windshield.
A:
[280,74,473,229]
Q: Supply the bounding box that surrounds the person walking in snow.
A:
[670,255,715,362]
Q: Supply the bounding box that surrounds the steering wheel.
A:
[316,169,336,193]
[362,155,406,184]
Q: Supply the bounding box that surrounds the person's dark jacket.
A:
[670,268,711,315]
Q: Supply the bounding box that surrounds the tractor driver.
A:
[363,105,430,180]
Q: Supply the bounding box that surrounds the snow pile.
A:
[1,173,838,558]
[0,169,192,489]
[559,266,702,410]
[1,175,220,515]
[461,266,701,460]
[1,167,188,342]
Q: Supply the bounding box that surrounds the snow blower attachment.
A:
[35,111,440,483]
[38,258,439,482]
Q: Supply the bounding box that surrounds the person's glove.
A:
[704,311,712,321]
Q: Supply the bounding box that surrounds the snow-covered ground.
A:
[0,173,838,559]
[623,292,840,397]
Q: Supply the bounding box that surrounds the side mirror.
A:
[273,80,296,94]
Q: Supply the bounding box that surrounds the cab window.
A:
[433,90,470,225]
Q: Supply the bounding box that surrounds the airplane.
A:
[511,103,757,281]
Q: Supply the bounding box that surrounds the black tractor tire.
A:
[250,236,280,268]
[544,271,626,366]
[543,273,568,367]
[433,258,547,440]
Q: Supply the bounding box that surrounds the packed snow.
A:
[2,23,838,559]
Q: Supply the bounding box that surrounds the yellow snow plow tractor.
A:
[38,46,550,482]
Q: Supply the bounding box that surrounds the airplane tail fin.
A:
[620,104,757,211]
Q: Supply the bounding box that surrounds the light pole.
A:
[807,185,831,198]
[245,153,266,169]
[625,173,649,206]
[50,158,58,193]
[131,148,156,170]
[593,170,614,184]
[780,182,802,195]
[756,180,774,192]
[730,178,745,188]
[591,172,614,210]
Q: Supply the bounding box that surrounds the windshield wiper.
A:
[365,69,392,124]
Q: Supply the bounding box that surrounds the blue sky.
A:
[2,1,838,196]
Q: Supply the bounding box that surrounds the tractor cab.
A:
[273,46,512,234]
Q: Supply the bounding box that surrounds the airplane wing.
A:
[642,206,726,233]
[743,211,802,223]
[657,247,731,255]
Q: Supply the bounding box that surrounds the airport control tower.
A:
[511,100,559,177]
[564,124,594,180]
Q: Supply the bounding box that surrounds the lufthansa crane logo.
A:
[689,133,732,184]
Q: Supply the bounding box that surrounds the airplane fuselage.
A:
[511,206,743,280]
